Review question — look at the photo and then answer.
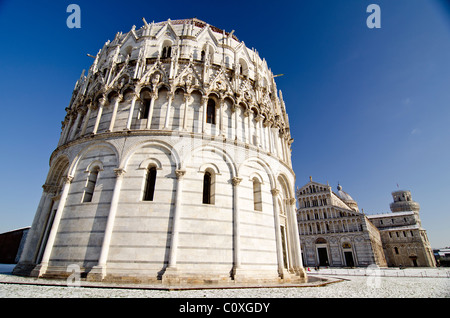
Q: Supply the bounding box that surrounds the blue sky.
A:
[0,0,449,248]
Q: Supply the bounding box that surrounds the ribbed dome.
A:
[336,184,354,202]
[58,17,292,154]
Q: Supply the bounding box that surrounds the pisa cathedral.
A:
[13,18,306,284]
[297,179,435,268]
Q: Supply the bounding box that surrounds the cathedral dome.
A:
[336,184,354,201]
[14,18,306,285]
[336,184,359,211]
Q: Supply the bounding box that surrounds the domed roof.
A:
[336,184,355,202]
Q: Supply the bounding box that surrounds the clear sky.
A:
[0,0,449,248]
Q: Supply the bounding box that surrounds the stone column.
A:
[255,114,264,147]
[61,114,74,144]
[163,92,174,129]
[233,105,239,141]
[146,92,157,129]
[201,96,208,133]
[247,110,252,144]
[125,95,138,130]
[219,99,225,136]
[271,188,286,278]
[182,94,190,131]
[68,110,83,141]
[15,187,54,272]
[57,119,68,147]
[231,177,242,279]
[80,104,92,136]
[288,197,305,276]
[107,94,123,132]
[92,96,107,134]
[164,169,186,282]
[90,168,126,279]
[267,125,274,153]
[34,176,73,277]
[243,110,250,144]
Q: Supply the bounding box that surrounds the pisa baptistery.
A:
[14,18,305,285]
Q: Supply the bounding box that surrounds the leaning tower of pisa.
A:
[14,18,305,285]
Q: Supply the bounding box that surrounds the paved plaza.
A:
[1,265,449,298]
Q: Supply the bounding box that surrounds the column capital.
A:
[115,93,124,103]
[201,96,209,104]
[98,95,108,107]
[113,168,126,177]
[62,176,74,184]
[77,107,87,116]
[289,197,296,205]
[255,114,264,122]
[183,93,191,103]
[42,184,58,194]
[231,177,242,186]
[175,169,186,179]
[150,91,158,99]
[86,102,95,110]
[271,188,280,196]
[131,93,141,102]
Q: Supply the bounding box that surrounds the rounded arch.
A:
[189,88,206,97]
[120,84,136,97]
[251,106,259,117]
[68,141,120,177]
[106,89,120,103]
[238,57,249,77]
[198,162,220,175]
[85,160,104,173]
[238,101,248,112]
[238,156,275,190]
[223,95,235,105]
[46,155,70,186]
[138,158,163,170]
[206,92,220,104]
[139,86,153,99]
[93,91,106,107]
[123,45,133,57]
[316,237,327,244]
[120,139,181,171]
[185,144,237,178]
[249,171,264,184]
[160,39,173,59]
[174,86,186,94]
[276,173,295,201]
[156,82,171,92]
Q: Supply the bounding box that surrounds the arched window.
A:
[161,45,172,59]
[202,171,215,204]
[203,172,212,204]
[394,247,399,254]
[143,166,157,201]
[141,98,151,119]
[206,99,216,124]
[253,178,262,211]
[82,166,100,203]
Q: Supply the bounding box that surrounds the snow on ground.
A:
[1,265,449,298]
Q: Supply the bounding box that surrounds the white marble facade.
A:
[14,18,306,284]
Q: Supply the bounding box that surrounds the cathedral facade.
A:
[13,18,306,284]
[296,179,387,268]
[297,179,435,268]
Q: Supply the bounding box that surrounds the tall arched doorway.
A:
[315,237,329,266]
